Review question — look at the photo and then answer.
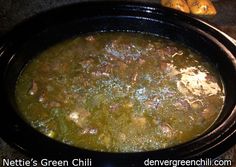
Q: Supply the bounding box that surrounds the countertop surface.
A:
[0,0,235,166]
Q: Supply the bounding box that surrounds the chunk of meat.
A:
[91,71,110,77]
[68,112,79,122]
[38,93,46,103]
[205,73,217,83]
[98,61,114,74]
[159,123,173,138]
[164,46,179,57]
[174,99,190,111]
[201,106,216,121]
[68,108,91,128]
[28,80,38,95]
[109,103,120,112]
[132,72,138,85]
[138,58,146,65]
[144,97,160,110]
[160,62,172,73]
[80,59,94,70]
[81,127,98,135]
[145,43,155,52]
[85,35,96,42]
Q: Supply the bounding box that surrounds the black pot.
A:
[0,1,235,166]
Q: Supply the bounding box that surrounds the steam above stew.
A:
[15,32,224,152]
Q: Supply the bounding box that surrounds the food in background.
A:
[161,0,217,15]
[187,0,217,15]
[161,0,190,13]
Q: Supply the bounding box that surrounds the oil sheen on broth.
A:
[15,33,225,152]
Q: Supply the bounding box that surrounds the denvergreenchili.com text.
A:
[144,158,232,167]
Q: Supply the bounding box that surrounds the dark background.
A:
[0,0,236,39]
[0,0,235,166]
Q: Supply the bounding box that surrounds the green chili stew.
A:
[15,33,225,152]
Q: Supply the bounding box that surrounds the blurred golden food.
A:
[186,0,217,15]
[161,0,190,13]
[161,0,217,15]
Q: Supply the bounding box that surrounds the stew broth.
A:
[15,33,224,152]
